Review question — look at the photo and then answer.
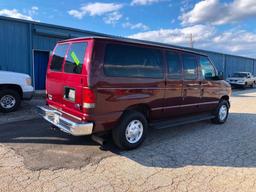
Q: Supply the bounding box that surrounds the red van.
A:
[38,37,231,150]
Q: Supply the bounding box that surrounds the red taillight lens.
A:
[83,88,96,109]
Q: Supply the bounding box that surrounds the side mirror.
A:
[218,71,224,80]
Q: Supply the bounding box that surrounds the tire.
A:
[211,100,229,124]
[112,111,148,150]
[0,89,21,113]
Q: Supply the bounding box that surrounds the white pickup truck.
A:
[226,72,256,88]
[0,71,34,112]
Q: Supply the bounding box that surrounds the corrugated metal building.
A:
[0,16,255,90]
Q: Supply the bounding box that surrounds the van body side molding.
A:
[152,101,219,111]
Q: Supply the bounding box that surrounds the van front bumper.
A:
[37,106,93,136]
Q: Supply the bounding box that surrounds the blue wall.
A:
[0,19,30,74]
[0,16,255,89]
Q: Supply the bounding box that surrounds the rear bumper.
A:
[37,106,94,136]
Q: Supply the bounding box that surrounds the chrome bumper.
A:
[37,106,93,136]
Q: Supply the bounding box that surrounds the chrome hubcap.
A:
[219,105,228,121]
[125,120,143,144]
[0,95,16,109]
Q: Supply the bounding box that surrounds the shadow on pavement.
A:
[0,118,117,170]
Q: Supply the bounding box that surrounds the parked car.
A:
[0,71,34,112]
[226,72,256,88]
[38,37,231,150]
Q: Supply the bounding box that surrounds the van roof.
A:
[59,36,208,57]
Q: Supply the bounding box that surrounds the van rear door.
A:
[47,40,92,119]
[46,43,69,109]
[61,41,90,118]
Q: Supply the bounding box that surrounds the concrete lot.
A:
[1,89,256,192]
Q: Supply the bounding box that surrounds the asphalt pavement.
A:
[0,118,116,170]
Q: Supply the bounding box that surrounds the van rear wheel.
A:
[112,111,148,150]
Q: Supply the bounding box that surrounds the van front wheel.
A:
[212,100,229,124]
[112,111,148,150]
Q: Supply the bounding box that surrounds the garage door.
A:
[34,51,49,90]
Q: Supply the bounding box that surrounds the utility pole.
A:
[190,33,194,48]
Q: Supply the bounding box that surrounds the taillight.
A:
[83,88,96,109]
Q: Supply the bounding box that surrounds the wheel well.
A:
[220,95,230,106]
[123,104,150,120]
[0,84,23,98]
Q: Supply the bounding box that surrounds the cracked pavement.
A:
[1,89,256,192]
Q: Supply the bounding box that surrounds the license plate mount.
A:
[53,114,60,124]
[64,87,76,102]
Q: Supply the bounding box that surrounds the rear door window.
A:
[64,42,88,74]
[104,43,163,78]
[182,53,198,80]
[50,44,68,72]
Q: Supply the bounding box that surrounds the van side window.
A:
[167,51,182,79]
[64,42,87,74]
[182,54,197,80]
[199,56,217,80]
[50,44,68,72]
[104,44,163,78]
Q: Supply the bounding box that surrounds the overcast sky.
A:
[0,0,256,58]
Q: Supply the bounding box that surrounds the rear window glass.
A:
[50,44,68,71]
[104,44,163,78]
[64,42,88,74]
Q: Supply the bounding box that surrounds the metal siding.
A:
[0,19,29,74]
[201,51,225,72]
[254,59,256,75]
[32,25,92,51]
[33,34,63,51]
[225,56,254,76]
